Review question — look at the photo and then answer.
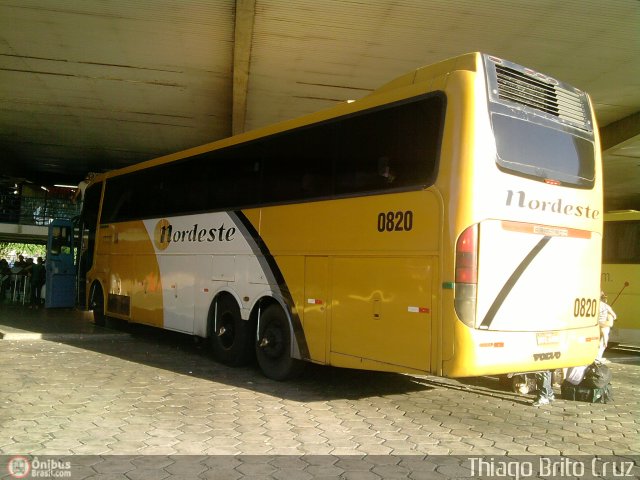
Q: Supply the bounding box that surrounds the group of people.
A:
[0,254,46,308]
[532,291,617,406]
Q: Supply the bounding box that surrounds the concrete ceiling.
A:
[1,0,639,210]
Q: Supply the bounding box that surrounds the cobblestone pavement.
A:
[0,305,638,478]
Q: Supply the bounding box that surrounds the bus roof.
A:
[365,52,481,97]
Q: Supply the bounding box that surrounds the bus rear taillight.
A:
[455,225,478,327]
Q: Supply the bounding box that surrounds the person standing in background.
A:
[598,292,616,362]
[0,258,10,300]
[14,255,26,268]
[28,257,46,308]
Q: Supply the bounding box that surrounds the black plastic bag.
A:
[581,361,612,389]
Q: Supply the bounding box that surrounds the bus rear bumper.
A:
[442,322,600,378]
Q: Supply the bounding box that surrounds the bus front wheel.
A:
[91,285,106,327]
[256,304,305,381]
[209,294,252,366]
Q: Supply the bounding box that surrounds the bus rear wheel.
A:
[209,294,252,366]
[256,304,305,381]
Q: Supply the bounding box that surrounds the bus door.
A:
[76,182,102,309]
[76,219,90,308]
[45,219,76,308]
[304,256,329,363]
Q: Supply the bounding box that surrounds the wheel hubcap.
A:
[260,323,285,359]
[218,312,235,349]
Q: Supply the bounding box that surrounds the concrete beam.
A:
[600,111,640,151]
[0,223,48,244]
[232,0,256,136]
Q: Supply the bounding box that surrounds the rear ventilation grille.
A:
[496,65,589,130]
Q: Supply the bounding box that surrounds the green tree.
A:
[0,242,46,262]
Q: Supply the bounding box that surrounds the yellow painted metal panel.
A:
[602,210,640,346]
[130,254,164,327]
[304,256,329,363]
[258,191,441,255]
[273,255,305,315]
[330,256,433,371]
[93,220,164,327]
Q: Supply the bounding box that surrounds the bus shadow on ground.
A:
[5,305,637,404]
[414,375,534,406]
[57,317,436,402]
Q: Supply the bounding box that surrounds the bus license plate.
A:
[537,332,561,345]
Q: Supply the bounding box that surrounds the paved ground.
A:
[0,303,638,479]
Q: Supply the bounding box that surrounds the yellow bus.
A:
[602,210,639,347]
[76,52,602,380]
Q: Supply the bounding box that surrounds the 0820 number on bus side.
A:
[377,210,413,232]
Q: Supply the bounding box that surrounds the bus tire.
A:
[256,303,305,381]
[91,284,106,327]
[209,294,252,366]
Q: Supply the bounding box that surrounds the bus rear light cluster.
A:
[455,226,478,283]
[454,224,479,327]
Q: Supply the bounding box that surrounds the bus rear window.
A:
[492,114,595,188]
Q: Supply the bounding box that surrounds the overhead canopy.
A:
[0,0,638,209]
